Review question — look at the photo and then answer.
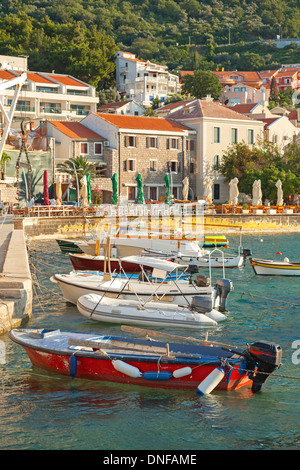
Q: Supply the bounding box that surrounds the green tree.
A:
[56,156,97,194]
[270,76,279,103]
[0,152,11,180]
[181,70,222,100]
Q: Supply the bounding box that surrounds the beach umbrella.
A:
[203,176,213,204]
[111,173,118,205]
[252,179,262,206]
[164,174,171,204]
[43,170,49,205]
[182,176,189,201]
[228,177,239,205]
[135,174,145,204]
[275,179,283,206]
[80,175,88,207]
[87,173,92,204]
[55,175,62,205]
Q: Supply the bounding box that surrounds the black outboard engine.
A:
[215,278,233,312]
[194,274,210,287]
[191,296,214,313]
[242,248,252,265]
[246,341,282,393]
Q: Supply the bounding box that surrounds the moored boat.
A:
[250,257,300,276]
[51,256,233,310]
[76,292,227,328]
[9,327,282,394]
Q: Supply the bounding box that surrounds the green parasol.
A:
[135,174,145,204]
[87,173,91,204]
[111,173,118,204]
[164,173,171,204]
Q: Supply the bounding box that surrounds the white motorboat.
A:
[51,255,233,311]
[250,257,300,276]
[77,293,227,329]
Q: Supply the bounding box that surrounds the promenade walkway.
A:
[0,215,14,272]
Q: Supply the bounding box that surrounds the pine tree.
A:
[270,76,279,103]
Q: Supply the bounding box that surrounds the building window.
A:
[94,142,103,155]
[127,186,136,201]
[172,187,179,199]
[213,127,220,143]
[234,87,239,92]
[149,160,157,172]
[166,138,179,149]
[149,186,158,201]
[146,137,158,148]
[80,142,88,154]
[125,159,136,172]
[214,183,220,200]
[213,155,220,170]
[231,128,238,144]
[186,139,195,151]
[124,135,136,147]
[190,162,195,173]
[248,129,254,145]
[169,161,179,173]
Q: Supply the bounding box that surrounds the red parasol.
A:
[43,170,49,205]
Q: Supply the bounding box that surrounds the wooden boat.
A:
[56,239,86,254]
[250,257,300,276]
[9,327,282,394]
[69,252,151,273]
[51,256,233,310]
[76,292,227,328]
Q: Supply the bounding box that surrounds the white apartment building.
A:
[0,55,98,123]
[115,51,179,107]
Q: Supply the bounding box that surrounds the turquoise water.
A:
[1,234,300,450]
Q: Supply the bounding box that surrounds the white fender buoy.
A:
[197,367,225,395]
[112,360,142,378]
[173,367,192,378]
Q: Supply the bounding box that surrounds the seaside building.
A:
[115,51,179,107]
[0,55,98,124]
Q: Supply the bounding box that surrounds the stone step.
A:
[0,288,22,299]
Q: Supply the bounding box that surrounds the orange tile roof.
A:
[95,113,192,132]
[46,74,88,87]
[0,70,17,80]
[24,72,55,84]
[48,120,104,140]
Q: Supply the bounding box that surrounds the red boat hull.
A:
[24,346,252,391]
[69,253,147,273]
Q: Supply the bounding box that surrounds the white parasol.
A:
[182,176,189,201]
[275,179,283,206]
[203,177,213,204]
[80,175,88,207]
[228,177,239,205]
[252,179,262,206]
[55,175,62,205]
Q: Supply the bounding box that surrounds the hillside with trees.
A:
[0,0,300,90]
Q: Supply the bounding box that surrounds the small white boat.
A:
[51,255,233,311]
[250,257,300,276]
[77,293,227,329]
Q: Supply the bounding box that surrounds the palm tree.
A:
[0,152,12,180]
[56,156,97,189]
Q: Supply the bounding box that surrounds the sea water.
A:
[0,234,299,451]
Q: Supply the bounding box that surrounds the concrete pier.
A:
[0,215,32,334]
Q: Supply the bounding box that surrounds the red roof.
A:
[260,117,280,129]
[0,70,17,80]
[47,74,87,87]
[48,120,104,140]
[95,113,192,132]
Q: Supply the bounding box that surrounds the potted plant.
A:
[242,203,249,214]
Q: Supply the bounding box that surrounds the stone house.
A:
[81,113,196,202]
[168,98,265,202]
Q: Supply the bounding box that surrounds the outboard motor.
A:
[246,341,282,393]
[194,274,210,287]
[188,264,200,284]
[242,248,252,265]
[191,296,214,313]
[215,278,233,312]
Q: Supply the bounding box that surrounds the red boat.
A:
[9,327,282,394]
[69,252,146,273]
